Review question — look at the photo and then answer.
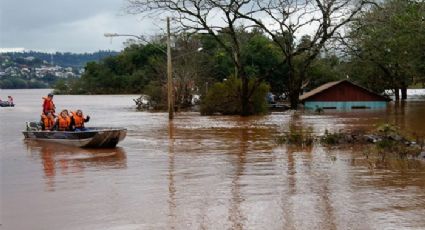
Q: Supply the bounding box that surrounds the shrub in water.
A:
[143,80,167,110]
[200,76,269,115]
[276,126,314,147]
[321,129,345,145]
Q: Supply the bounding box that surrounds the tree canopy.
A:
[345,0,425,99]
[54,0,425,114]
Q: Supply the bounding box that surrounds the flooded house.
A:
[300,80,391,110]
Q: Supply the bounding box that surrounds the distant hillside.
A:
[0,50,119,89]
[5,50,119,68]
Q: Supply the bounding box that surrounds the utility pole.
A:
[167,17,174,120]
[106,18,199,120]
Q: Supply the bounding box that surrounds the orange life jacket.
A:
[57,116,71,131]
[41,114,54,130]
[71,112,84,128]
[42,97,55,113]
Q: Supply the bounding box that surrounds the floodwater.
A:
[1,89,424,230]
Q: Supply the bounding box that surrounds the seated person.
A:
[40,112,55,131]
[71,109,90,131]
[54,109,71,131]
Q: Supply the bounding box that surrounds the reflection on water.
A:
[25,141,127,191]
[1,89,425,229]
[167,121,177,229]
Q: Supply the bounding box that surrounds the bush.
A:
[321,129,345,145]
[200,76,269,115]
[276,127,314,146]
[142,80,167,110]
[372,123,421,159]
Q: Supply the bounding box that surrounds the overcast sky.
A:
[0,0,160,53]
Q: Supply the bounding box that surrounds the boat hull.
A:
[0,101,14,107]
[23,127,127,148]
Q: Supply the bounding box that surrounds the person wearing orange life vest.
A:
[54,109,71,131]
[40,111,55,131]
[42,93,55,115]
[70,109,90,131]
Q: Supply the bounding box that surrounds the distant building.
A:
[24,56,35,61]
[299,80,390,110]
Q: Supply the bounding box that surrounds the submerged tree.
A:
[127,0,265,115]
[230,0,371,109]
[345,0,425,100]
[172,34,206,109]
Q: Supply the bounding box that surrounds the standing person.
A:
[54,110,71,131]
[71,110,90,131]
[7,96,14,106]
[42,93,55,115]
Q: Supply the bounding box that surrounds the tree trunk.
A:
[288,76,300,109]
[234,50,250,116]
[394,88,400,101]
[401,87,407,100]
[241,75,250,116]
[286,59,300,110]
[289,90,300,110]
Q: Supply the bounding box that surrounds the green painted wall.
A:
[304,101,387,110]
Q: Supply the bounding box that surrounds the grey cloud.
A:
[0,0,157,52]
[1,0,125,30]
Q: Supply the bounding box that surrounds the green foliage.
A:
[242,33,286,95]
[47,27,344,114]
[305,55,344,90]
[52,79,68,94]
[373,123,421,159]
[142,80,166,110]
[376,123,399,137]
[348,0,425,92]
[200,76,269,115]
[59,44,166,94]
[276,126,314,146]
[363,124,424,171]
[321,129,344,145]
[0,76,47,89]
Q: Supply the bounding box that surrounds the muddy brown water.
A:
[1,89,424,230]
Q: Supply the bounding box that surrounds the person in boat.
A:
[40,111,55,131]
[70,109,90,131]
[54,109,71,131]
[42,93,55,115]
[7,96,14,106]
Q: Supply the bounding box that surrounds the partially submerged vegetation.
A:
[52,0,425,116]
[276,123,425,161]
[200,76,269,115]
[364,124,424,160]
[321,130,346,145]
[275,126,314,147]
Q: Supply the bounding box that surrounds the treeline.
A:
[54,43,167,94]
[6,50,118,68]
[0,75,79,89]
[54,32,342,100]
[0,76,48,89]
[346,0,425,100]
[55,0,425,115]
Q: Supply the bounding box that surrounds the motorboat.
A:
[0,101,14,107]
[23,122,127,148]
